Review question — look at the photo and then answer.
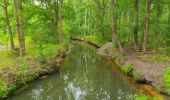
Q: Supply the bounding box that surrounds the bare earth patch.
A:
[124,51,170,96]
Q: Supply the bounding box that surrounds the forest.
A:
[0,0,170,100]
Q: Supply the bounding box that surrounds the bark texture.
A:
[143,0,151,53]
[4,0,15,50]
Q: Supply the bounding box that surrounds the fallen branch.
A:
[70,37,101,49]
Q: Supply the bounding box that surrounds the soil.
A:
[97,42,170,97]
[124,51,170,96]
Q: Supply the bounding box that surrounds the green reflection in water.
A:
[9,44,134,100]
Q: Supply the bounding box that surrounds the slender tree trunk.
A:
[111,0,123,58]
[18,0,25,56]
[13,0,21,48]
[13,0,25,56]
[4,0,15,50]
[59,0,63,47]
[54,0,59,32]
[48,0,56,36]
[143,0,151,53]
[134,0,139,51]
[155,0,161,48]
[111,0,116,47]
[115,16,123,58]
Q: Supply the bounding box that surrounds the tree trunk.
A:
[134,0,139,51]
[54,0,59,32]
[111,0,123,58]
[48,0,56,36]
[18,0,25,56]
[143,0,151,53]
[59,0,63,47]
[13,0,25,56]
[4,0,15,50]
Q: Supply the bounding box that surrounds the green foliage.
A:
[166,47,170,55]
[121,64,133,75]
[36,42,46,65]
[0,85,16,99]
[151,54,169,62]
[163,67,170,88]
[127,91,162,100]
[132,71,140,78]
[139,54,170,62]
[0,34,9,46]
[0,85,8,98]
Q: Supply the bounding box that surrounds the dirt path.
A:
[124,52,170,96]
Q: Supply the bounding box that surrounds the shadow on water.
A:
[9,44,135,100]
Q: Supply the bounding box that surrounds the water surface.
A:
[9,44,135,100]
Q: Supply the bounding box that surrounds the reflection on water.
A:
[9,44,134,100]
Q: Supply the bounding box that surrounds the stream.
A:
[9,44,136,100]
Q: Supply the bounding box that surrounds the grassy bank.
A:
[0,41,67,99]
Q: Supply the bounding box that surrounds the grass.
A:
[127,91,163,100]
[163,66,170,88]
[0,41,61,99]
[139,54,170,62]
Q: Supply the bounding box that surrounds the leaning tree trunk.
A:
[143,0,151,53]
[134,0,139,51]
[4,0,15,50]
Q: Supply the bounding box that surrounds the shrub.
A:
[36,42,46,65]
[121,64,133,75]
[0,85,16,99]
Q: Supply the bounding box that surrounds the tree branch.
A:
[0,3,4,7]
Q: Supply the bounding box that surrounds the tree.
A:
[2,0,15,50]
[48,0,57,36]
[59,0,63,47]
[143,0,151,53]
[111,0,123,58]
[13,0,25,56]
[134,0,139,51]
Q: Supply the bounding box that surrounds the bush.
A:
[0,85,16,99]
[121,64,133,75]
[36,42,46,65]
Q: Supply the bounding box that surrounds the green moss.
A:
[163,66,170,88]
[121,64,133,75]
[14,83,32,95]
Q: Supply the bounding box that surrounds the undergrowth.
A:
[121,64,133,75]
[163,66,170,88]
[127,91,163,100]
[0,43,60,99]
